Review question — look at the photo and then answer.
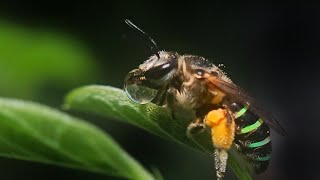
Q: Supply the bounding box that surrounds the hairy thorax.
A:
[172,58,215,111]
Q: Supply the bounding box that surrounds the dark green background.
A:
[0,1,319,180]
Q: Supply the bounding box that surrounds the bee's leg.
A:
[186,118,205,138]
[166,87,196,121]
[223,104,234,126]
[166,87,206,145]
[205,108,235,149]
[205,108,235,180]
[165,87,179,119]
[214,148,228,180]
[185,118,211,154]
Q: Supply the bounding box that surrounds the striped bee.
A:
[124,20,286,179]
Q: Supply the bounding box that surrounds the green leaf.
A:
[0,97,155,180]
[64,85,253,180]
[0,21,100,99]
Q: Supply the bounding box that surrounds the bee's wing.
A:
[204,73,287,136]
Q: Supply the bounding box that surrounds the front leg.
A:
[166,87,196,121]
[165,87,179,120]
[166,87,203,138]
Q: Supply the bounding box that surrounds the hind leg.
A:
[205,108,235,180]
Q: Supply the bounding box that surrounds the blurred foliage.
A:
[0,97,155,180]
[64,85,252,180]
[0,21,100,100]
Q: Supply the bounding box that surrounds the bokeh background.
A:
[0,1,319,180]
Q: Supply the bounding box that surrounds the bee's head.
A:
[124,51,178,104]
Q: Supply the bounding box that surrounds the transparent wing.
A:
[204,73,287,136]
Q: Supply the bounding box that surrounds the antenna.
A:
[125,19,160,58]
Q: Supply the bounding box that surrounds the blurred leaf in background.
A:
[0,20,101,103]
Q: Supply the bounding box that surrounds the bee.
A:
[124,20,286,180]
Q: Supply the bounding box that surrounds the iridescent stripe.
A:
[235,107,248,118]
[254,155,271,161]
[247,137,271,148]
[240,119,263,134]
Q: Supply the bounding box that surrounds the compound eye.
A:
[124,69,158,104]
[144,60,177,81]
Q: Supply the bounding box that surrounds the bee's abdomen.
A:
[230,103,272,174]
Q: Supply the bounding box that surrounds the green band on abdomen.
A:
[240,119,263,134]
[254,155,271,161]
[235,107,248,118]
[248,137,271,148]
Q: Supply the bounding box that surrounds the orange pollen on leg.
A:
[205,109,235,150]
[205,109,226,126]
